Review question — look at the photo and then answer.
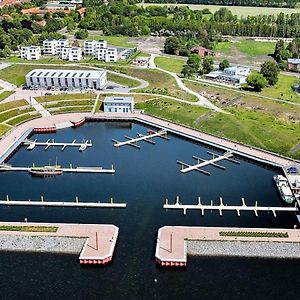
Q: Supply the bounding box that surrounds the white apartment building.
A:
[20,46,41,60]
[26,69,107,90]
[83,40,107,56]
[95,47,118,62]
[43,39,69,55]
[61,47,82,61]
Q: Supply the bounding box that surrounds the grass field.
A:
[0,100,28,112]
[0,225,58,232]
[45,100,93,109]
[87,34,137,48]
[108,72,140,88]
[113,67,197,102]
[36,93,96,103]
[0,123,10,135]
[154,56,185,73]
[138,3,300,17]
[136,96,300,159]
[0,91,14,101]
[260,74,300,102]
[6,112,40,126]
[51,106,93,114]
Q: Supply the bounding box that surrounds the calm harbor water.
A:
[0,121,299,300]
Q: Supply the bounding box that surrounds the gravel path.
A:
[0,235,86,254]
[188,240,300,259]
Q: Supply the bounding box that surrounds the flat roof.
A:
[104,96,134,104]
[26,69,106,79]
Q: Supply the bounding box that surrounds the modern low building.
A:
[205,65,251,86]
[103,96,134,113]
[191,46,212,57]
[287,58,300,71]
[61,47,82,61]
[43,39,69,55]
[20,46,41,60]
[25,69,107,90]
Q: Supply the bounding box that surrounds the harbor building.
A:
[60,47,82,61]
[43,38,69,55]
[25,69,107,90]
[103,96,134,113]
[20,46,41,60]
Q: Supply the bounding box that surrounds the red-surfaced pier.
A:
[155,226,300,267]
[0,221,119,266]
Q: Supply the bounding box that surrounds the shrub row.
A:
[219,231,289,238]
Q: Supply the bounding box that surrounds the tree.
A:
[75,29,88,39]
[202,56,214,74]
[187,54,201,72]
[246,72,267,92]
[181,64,194,78]
[260,61,279,86]
[273,39,285,63]
[164,36,180,55]
[219,59,230,70]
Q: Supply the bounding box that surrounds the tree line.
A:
[143,0,298,8]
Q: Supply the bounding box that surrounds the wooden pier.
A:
[23,139,92,151]
[177,151,239,175]
[112,129,168,148]
[1,196,126,208]
[0,164,115,174]
[164,196,299,217]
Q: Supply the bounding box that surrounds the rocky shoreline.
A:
[0,235,86,254]
[187,240,300,259]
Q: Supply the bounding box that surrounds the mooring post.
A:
[110,197,113,204]
[165,198,168,205]
[211,199,213,206]
[6,195,9,202]
[41,195,44,202]
[176,196,180,205]
[76,196,79,203]
[95,232,99,251]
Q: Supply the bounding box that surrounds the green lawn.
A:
[108,72,140,88]
[7,112,40,126]
[135,98,208,127]
[0,108,34,123]
[114,67,197,102]
[51,106,93,114]
[136,98,300,159]
[0,225,58,232]
[235,41,275,56]
[87,34,137,48]
[215,42,232,55]
[0,123,10,136]
[137,3,299,17]
[36,93,96,103]
[260,74,300,102]
[154,56,185,73]
[0,100,28,112]
[45,100,94,109]
[0,91,14,101]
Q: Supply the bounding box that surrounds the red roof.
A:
[0,0,29,8]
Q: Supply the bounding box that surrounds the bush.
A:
[219,231,289,238]
[75,29,88,39]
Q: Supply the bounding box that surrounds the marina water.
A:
[0,122,299,299]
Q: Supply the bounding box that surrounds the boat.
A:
[273,175,295,204]
[29,165,62,177]
[79,143,87,152]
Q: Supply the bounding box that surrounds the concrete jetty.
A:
[112,129,168,148]
[0,221,119,266]
[23,138,92,151]
[155,226,300,267]
[164,196,299,217]
[0,197,126,208]
[177,151,239,175]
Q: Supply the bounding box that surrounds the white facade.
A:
[103,96,134,113]
[61,47,82,61]
[43,39,69,55]
[83,40,107,56]
[20,46,41,60]
[95,47,117,62]
[224,66,251,77]
[26,69,107,90]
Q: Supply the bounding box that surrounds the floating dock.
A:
[177,151,239,175]
[0,221,119,266]
[1,196,126,208]
[112,129,169,149]
[0,164,115,174]
[23,139,92,151]
[156,226,300,267]
[164,196,299,217]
